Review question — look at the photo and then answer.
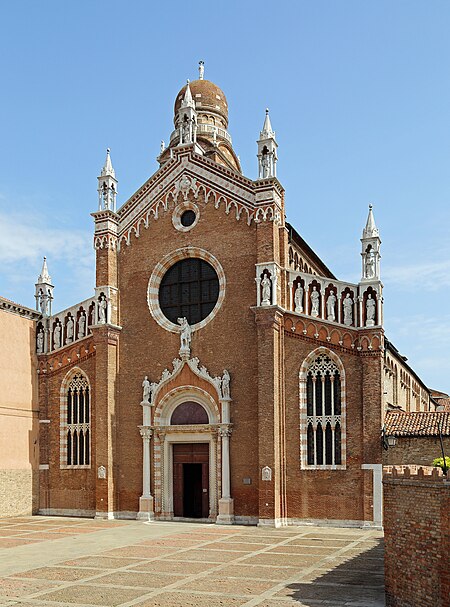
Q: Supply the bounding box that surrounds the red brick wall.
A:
[283,330,383,523]
[38,348,96,514]
[383,468,450,607]
[115,191,260,516]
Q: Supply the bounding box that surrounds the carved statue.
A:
[53,323,61,349]
[261,274,271,305]
[142,376,151,404]
[261,152,269,178]
[77,313,86,339]
[160,140,165,154]
[222,369,230,400]
[182,119,190,144]
[326,290,336,322]
[366,293,376,325]
[66,317,74,343]
[178,317,192,353]
[39,292,48,316]
[310,286,320,317]
[343,293,353,326]
[294,283,303,313]
[365,249,375,279]
[98,296,107,324]
[36,330,44,354]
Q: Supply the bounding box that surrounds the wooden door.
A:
[173,443,209,518]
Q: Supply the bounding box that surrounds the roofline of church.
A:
[286,222,336,279]
[0,296,41,320]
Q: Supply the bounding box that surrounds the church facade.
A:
[32,64,435,527]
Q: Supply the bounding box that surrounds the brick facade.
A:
[383,467,450,607]
[33,73,413,527]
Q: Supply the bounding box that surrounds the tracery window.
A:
[62,373,90,468]
[301,352,345,468]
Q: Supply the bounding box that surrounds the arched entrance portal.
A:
[171,402,210,519]
[153,388,221,521]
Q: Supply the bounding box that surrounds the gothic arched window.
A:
[61,372,90,468]
[301,352,345,468]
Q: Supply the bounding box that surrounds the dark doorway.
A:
[183,464,202,518]
[173,443,209,518]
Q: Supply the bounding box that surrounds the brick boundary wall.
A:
[383,466,450,607]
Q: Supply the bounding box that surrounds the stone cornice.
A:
[0,297,41,321]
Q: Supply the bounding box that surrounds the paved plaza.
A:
[0,517,385,607]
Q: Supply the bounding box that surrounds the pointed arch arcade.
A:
[299,347,346,469]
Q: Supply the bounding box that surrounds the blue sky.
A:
[0,1,449,391]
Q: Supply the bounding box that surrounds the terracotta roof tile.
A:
[385,411,450,437]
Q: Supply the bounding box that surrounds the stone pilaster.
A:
[92,324,121,519]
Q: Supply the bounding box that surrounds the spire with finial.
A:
[360,204,382,282]
[181,80,195,109]
[35,256,54,317]
[38,256,51,284]
[198,60,205,80]
[257,108,278,179]
[97,148,118,211]
[260,108,275,139]
[363,204,379,239]
[101,148,115,177]
[177,80,197,146]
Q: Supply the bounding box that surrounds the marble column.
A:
[217,426,234,524]
[137,426,154,520]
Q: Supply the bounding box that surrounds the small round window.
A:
[181,210,196,227]
[159,258,219,325]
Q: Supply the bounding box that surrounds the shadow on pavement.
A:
[284,540,385,606]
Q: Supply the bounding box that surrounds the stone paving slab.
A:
[0,516,385,606]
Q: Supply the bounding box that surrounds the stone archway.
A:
[154,387,220,521]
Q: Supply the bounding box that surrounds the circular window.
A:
[172,202,199,232]
[148,247,226,333]
[181,210,196,227]
[159,258,219,325]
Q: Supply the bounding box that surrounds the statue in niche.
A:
[182,118,190,144]
[97,465,106,479]
[77,313,86,339]
[261,274,271,306]
[294,283,303,313]
[261,152,270,178]
[53,323,61,349]
[98,296,107,324]
[178,317,192,354]
[343,293,353,326]
[326,290,336,322]
[142,376,152,404]
[36,330,44,354]
[366,293,376,326]
[66,317,74,344]
[310,286,320,317]
[365,249,375,279]
[221,370,231,400]
[39,292,48,316]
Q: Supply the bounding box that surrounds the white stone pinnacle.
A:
[181,81,195,109]
[363,204,379,238]
[101,148,115,178]
[198,60,205,80]
[38,256,51,284]
[260,108,275,139]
